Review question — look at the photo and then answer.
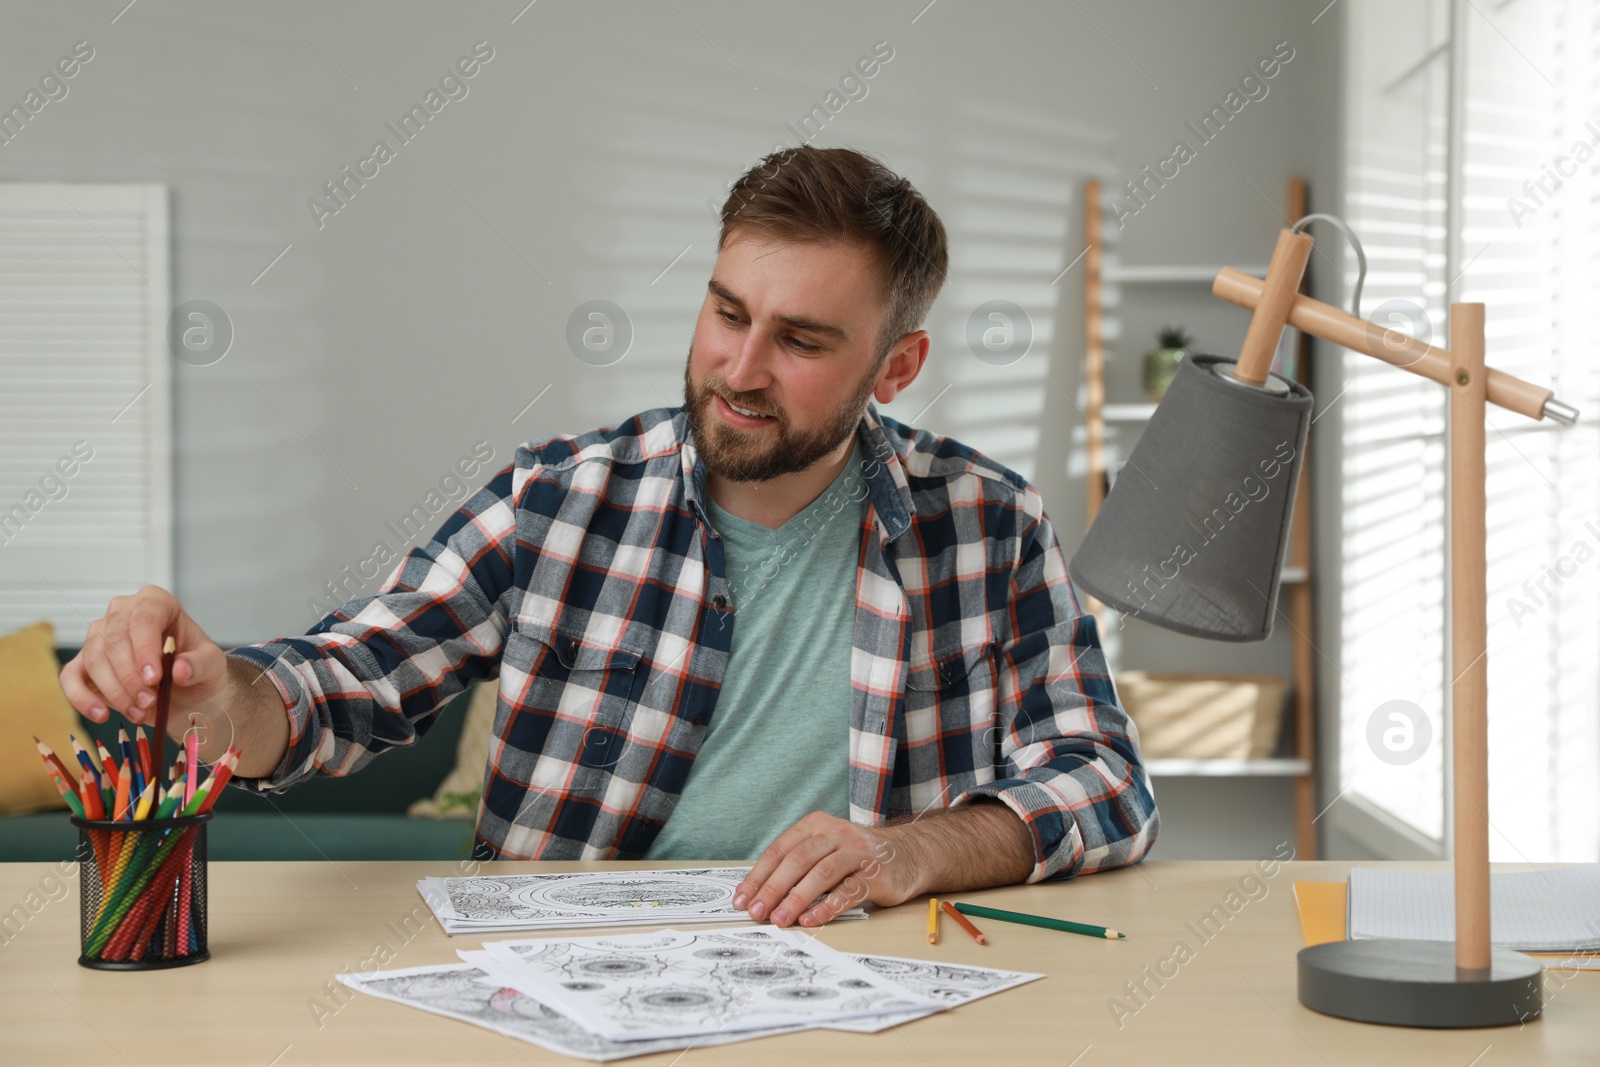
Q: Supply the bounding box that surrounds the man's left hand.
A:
[732,811,920,928]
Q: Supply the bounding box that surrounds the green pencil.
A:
[952,902,1125,940]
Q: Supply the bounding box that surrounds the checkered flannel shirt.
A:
[231,405,1159,880]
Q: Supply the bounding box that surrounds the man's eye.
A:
[717,309,740,324]
[788,337,818,352]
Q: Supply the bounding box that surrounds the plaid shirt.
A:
[232,406,1158,881]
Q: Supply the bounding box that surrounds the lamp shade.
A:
[1070,354,1313,641]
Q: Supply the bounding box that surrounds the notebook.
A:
[1347,865,1600,953]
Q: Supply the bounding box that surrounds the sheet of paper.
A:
[1348,865,1600,951]
[473,926,945,1041]
[418,867,865,934]
[337,963,805,1062]
[464,944,1041,1036]
[820,954,1044,1032]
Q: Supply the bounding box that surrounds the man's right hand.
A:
[58,584,228,733]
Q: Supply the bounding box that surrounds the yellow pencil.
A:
[131,783,155,821]
[927,897,940,944]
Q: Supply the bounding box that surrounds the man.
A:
[60,145,1157,928]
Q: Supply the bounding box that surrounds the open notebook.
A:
[1348,865,1600,953]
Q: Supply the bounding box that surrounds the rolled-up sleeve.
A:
[954,501,1159,882]
[229,462,522,795]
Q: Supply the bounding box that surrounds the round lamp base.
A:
[1298,940,1542,1028]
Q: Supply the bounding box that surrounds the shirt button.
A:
[691,716,705,727]
[712,595,728,610]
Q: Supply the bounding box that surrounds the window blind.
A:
[0,183,172,645]
[1337,0,1600,862]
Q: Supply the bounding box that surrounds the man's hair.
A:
[715,145,948,365]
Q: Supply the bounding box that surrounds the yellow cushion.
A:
[407,680,496,819]
[0,621,83,814]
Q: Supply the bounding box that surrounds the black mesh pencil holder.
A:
[72,812,211,970]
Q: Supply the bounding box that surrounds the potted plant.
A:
[1142,325,1193,401]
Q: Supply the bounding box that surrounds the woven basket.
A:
[1115,671,1288,760]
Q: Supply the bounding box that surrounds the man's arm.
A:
[226,462,521,794]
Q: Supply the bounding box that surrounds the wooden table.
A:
[1,859,1594,1065]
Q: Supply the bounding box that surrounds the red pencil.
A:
[135,727,154,783]
[79,768,105,820]
[195,750,239,814]
[33,736,76,791]
[941,899,987,945]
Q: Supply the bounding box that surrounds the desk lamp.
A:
[1069,217,1579,1027]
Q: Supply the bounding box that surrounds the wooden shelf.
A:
[1082,176,1321,857]
[1102,402,1159,421]
[1102,264,1271,284]
[1146,757,1312,777]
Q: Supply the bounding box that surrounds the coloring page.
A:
[823,954,1045,1032]
[337,962,805,1062]
[418,867,864,933]
[475,925,943,1040]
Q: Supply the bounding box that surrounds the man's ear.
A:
[872,330,930,405]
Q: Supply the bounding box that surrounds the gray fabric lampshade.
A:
[1070,354,1313,641]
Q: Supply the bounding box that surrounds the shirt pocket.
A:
[501,623,645,776]
[904,642,996,734]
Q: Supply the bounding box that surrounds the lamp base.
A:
[1298,940,1542,1028]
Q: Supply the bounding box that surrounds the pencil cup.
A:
[72,813,211,970]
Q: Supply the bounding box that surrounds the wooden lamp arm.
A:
[1214,266,1564,422]
[1232,229,1315,385]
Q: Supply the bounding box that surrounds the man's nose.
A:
[722,330,776,394]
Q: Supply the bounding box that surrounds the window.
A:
[0,183,172,643]
[1333,0,1600,862]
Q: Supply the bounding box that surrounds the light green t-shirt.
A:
[645,447,865,861]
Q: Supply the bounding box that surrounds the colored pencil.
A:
[70,735,104,791]
[118,729,143,802]
[49,771,85,818]
[952,902,1126,941]
[112,761,132,821]
[190,750,239,815]
[33,737,76,792]
[150,635,176,778]
[927,897,939,944]
[135,726,154,782]
[131,783,156,821]
[79,768,105,820]
[941,899,986,945]
[184,729,200,805]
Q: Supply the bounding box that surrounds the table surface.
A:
[1,858,1594,1066]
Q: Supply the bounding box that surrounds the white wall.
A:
[1,0,1345,855]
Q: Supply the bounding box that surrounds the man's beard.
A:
[682,350,876,483]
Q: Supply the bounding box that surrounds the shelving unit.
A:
[1081,176,1320,857]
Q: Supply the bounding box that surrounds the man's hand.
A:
[59,585,291,775]
[733,800,1037,929]
[732,812,919,928]
[58,585,229,735]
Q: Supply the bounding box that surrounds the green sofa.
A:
[0,648,479,863]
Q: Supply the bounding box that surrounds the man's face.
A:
[684,229,889,483]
